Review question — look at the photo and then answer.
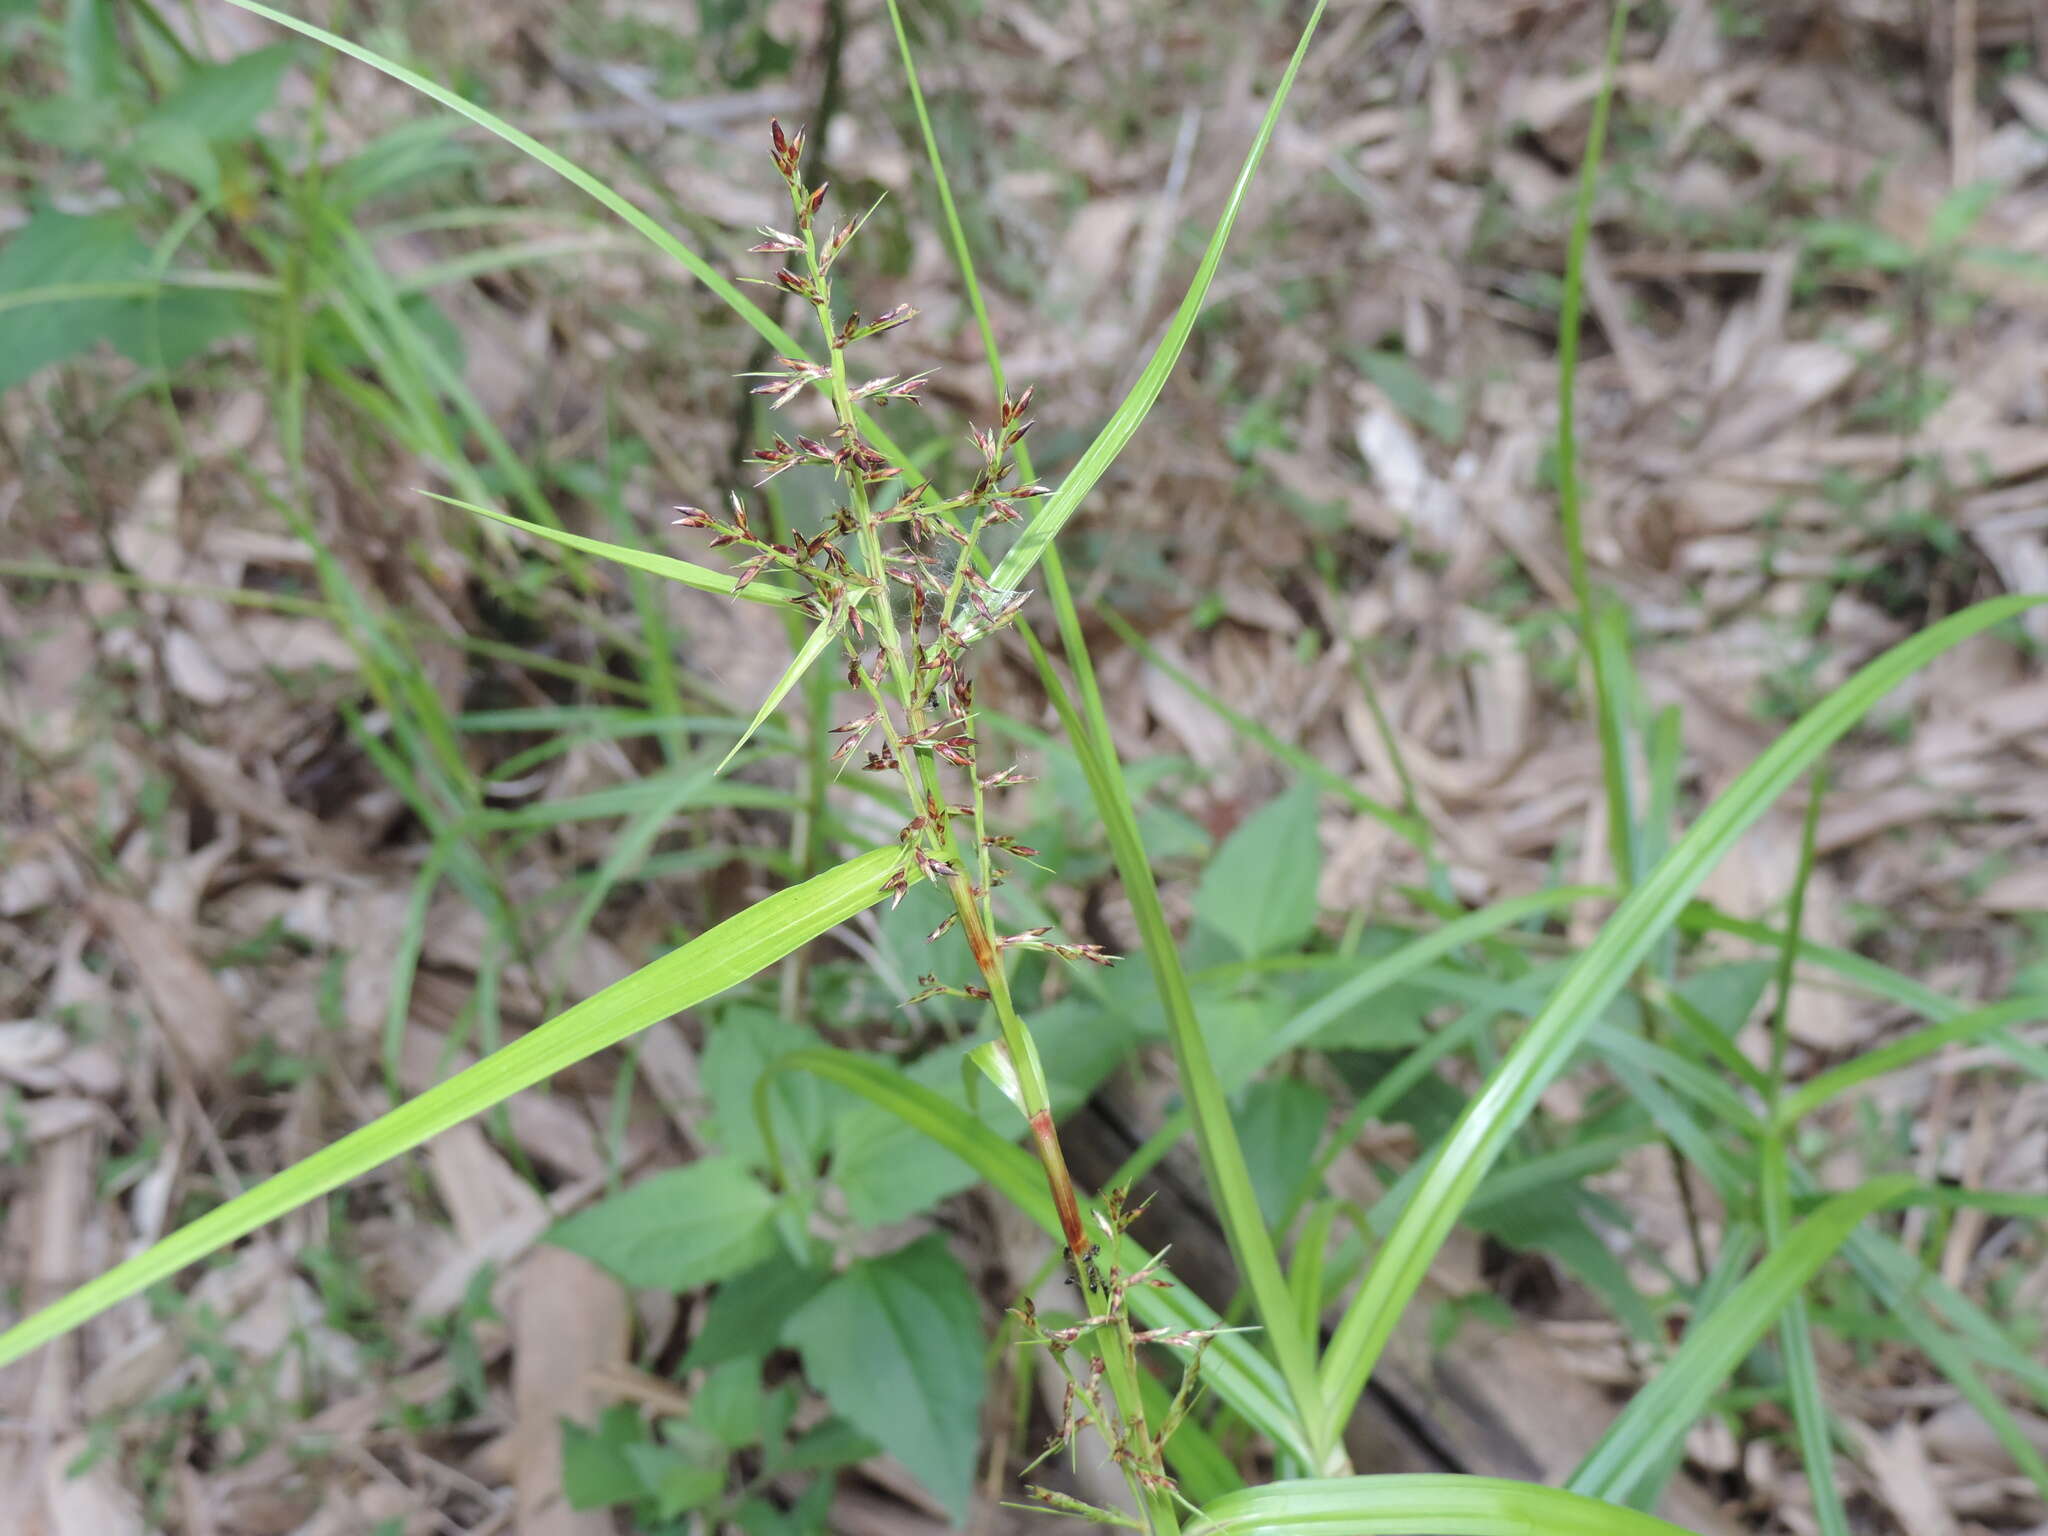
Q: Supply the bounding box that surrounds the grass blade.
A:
[1775,996,2048,1127]
[986,1,1326,595]
[1556,3,1639,887]
[424,492,792,605]
[1185,1476,1696,1536]
[718,612,843,773]
[217,0,806,359]
[1569,1176,1913,1506]
[1316,594,2044,1441]
[0,848,908,1372]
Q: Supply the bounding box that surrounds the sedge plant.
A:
[5,4,2048,1534]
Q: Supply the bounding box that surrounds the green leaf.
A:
[146,44,295,141]
[735,1477,835,1536]
[64,0,118,98]
[1196,784,1323,960]
[1571,1176,1913,1505]
[623,1440,726,1521]
[778,1046,1315,1472]
[0,847,911,1373]
[11,92,123,151]
[694,1358,765,1450]
[562,1404,654,1511]
[782,1235,984,1521]
[0,211,143,389]
[829,1059,980,1228]
[684,1255,830,1372]
[1316,594,2045,1450]
[1186,1475,1695,1536]
[1355,348,1463,445]
[129,120,221,196]
[547,1155,778,1292]
[1236,1077,1329,1227]
[777,1416,882,1474]
[704,1006,839,1173]
[423,492,789,605]
[717,610,842,773]
[1927,179,2001,253]
[987,1,1326,594]
[104,284,250,371]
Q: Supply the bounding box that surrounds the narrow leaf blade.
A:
[986,1,1327,594]
[1316,595,2044,1432]
[1186,1475,1697,1536]
[424,491,789,605]
[718,613,842,772]
[0,848,908,1371]
[1570,1176,1913,1505]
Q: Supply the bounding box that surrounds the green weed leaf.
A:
[1237,1078,1330,1227]
[783,1235,984,1521]
[0,211,142,387]
[684,1256,830,1372]
[1196,784,1323,960]
[146,43,295,141]
[547,1156,779,1292]
[562,1403,659,1510]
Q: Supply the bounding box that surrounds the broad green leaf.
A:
[0,211,143,388]
[782,1235,984,1521]
[422,492,788,605]
[985,0,1326,594]
[145,44,295,141]
[778,1046,1314,1471]
[1196,784,1323,961]
[828,1053,980,1228]
[0,847,909,1372]
[547,1155,778,1292]
[562,1403,656,1511]
[623,1442,726,1521]
[129,120,220,196]
[775,1416,881,1475]
[1467,1182,1658,1343]
[11,92,123,151]
[1186,1476,1694,1536]
[704,1007,838,1174]
[104,285,252,371]
[694,1357,766,1450]
[1236,1077,1328,1227]
[1571,1176,1912,1506]
[64,0,119,98]
[683,1255,830,1372]
[1316,594,2044,1450]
